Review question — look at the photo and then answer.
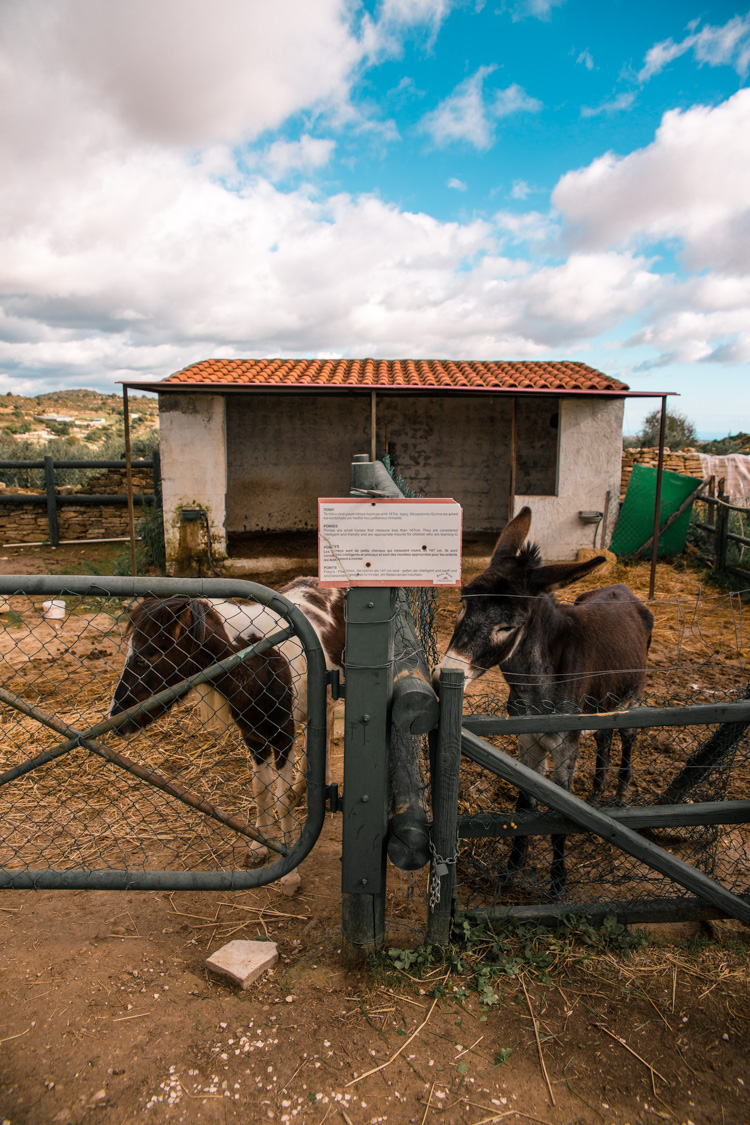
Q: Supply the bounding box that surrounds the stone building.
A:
[123,358,650,572]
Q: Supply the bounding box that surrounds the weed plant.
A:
[375,914,648,1007]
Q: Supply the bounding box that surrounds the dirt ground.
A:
[1,542,749,1125]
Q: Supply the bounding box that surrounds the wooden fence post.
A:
[43,455,59,547]
[151,449,162,502]
[715,478,729,574]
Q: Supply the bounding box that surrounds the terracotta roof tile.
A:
[154,358,629,393]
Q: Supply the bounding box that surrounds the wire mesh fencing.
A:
[0,579,327,887]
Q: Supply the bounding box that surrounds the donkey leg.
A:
[274,754,297,846]
[550,733,579,899]
[275,753,302,895]
[501,789,534,883]
[246,755,276,866]
[590,728,614,799]
[616,728,637,801]
[501,733,548,884]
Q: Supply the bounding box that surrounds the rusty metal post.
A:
[122,386,137,576]
[648,395,667,600]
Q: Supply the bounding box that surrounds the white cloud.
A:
[504,0,567,21]
[493,83,543,117]
[420,68,542,149]
[447,178,468,191]
[576,49,594,70]
[0,2,747,395]
[419,66,497,149]
[553,88,750,275]
[0,0,368,149]
[638,14,750,83]
[580,91,636,118]
[378,0,457,31]
[493,210,557,246]
[258,136,337,180]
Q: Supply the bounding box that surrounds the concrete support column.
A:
[160,394,227,575]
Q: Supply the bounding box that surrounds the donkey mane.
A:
[516,541,542,570]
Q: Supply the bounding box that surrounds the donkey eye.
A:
[491,625,516,642]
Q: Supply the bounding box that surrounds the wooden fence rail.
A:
[689,477,750,581]
[0,454,159,547]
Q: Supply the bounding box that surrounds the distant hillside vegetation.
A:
[0,387,158,447]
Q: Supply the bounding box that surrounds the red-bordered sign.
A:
[318,497,462,587]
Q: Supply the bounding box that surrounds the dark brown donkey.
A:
[434,506,653,896]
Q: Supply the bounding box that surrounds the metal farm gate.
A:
[427,675,750,942]
[0,576,327,890]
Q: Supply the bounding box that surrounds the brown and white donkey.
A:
[110,578,346,863]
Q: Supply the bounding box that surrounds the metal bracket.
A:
[326,668,344,699]
[326,783,341,814]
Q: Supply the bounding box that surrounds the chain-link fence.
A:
[0,577,327,889]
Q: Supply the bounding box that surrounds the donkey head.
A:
[434,507,607,684]
[110,597,215,732]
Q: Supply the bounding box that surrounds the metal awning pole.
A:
[508,397,517,521]
[648,395,668,600]
[123,386,137,577]
[370,390,377,462]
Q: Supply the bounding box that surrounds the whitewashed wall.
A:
[160,393,227,570]
[516,396,624,560]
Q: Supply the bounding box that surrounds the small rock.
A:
[278,870,301,897]
[206,941,279,989]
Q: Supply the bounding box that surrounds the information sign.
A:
[318,498,462,587]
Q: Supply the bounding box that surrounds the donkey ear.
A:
[171,603,195,641]
[528,555,607,592]
[490,506,532,561]
[187,599,212,647]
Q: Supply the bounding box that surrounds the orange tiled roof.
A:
[155,358,628,393]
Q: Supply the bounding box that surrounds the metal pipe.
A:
[648,395,668,599]
[508,396,517,522]
[0,459,153,470]
[123,385,137,576]
[0,494,153,505]
[370,390,377,462]
[462,698,750,737]
[3,537,141,548]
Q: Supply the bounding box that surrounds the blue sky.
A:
[1,0,748,437]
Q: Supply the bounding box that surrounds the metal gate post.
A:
[341,586,396,952]
[427,669,465,945]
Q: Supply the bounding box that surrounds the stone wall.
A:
[620,448,703,499]
[0,467,155,544]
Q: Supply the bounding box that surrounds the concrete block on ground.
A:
[205,940,278,989]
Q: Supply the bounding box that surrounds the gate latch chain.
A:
[428,836,460,910]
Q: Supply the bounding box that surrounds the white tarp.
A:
[696,454,750,505]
